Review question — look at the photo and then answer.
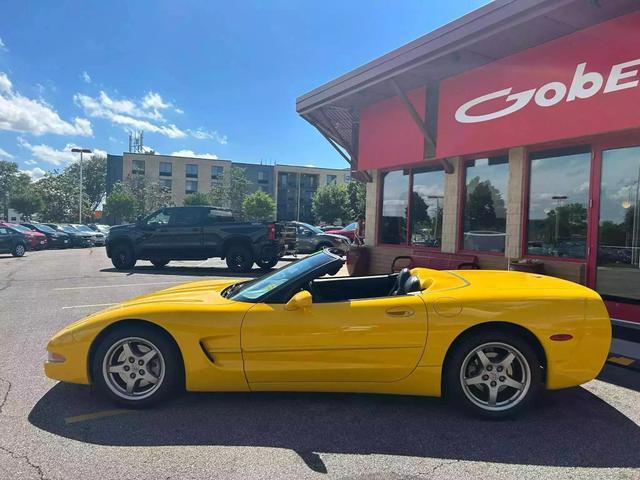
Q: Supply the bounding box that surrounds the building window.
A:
[257,171,268,184]
[132,160,145,175]
[380,170,409,245]
[411,166,444,249]
[185,180,198,194]
[186,164,198,178]
[327,174,337,184]
[211,165,223,180]
[462,156,508,253]
[159,162,172,177]
[159,179,172,192]
[526,147,590,259]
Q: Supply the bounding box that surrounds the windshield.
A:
[61,225,78,233]
[9,224,30,233]
[74,225,93,233]
[226,251,337,302]
[35,224,56,233]
[299,222,323,235]
[345,223,357,230]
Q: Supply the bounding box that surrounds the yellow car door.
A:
[241,293,428,384]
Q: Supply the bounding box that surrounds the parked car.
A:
[21,222,71,248]
[291,221,350,253]
[105,205,284,272]
[44,224,94,248]
[319,224,343,232]
[87,223,111,235]
[0,225,28,257]
[325,222,357,242]
[71,224,106,246]
[45,249,611,418]
[0,222,48,250]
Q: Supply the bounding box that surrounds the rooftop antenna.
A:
[128,131,145,153]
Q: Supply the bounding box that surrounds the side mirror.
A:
[285,290,313,311]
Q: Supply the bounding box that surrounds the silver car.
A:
[291,221,350,253]
[71,224,106,246]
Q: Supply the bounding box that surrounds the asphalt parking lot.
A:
[1,247,639,480]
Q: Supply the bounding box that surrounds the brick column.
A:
[364,170,378,246]
[505,147,526,260]
[441,157,462,253]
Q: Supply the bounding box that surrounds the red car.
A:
[325,222,357,242]
[0,222,48,250]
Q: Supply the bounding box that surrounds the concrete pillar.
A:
[505,147,526,260]
[441,157,462,253]
[364,170,378,246]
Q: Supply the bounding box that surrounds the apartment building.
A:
[106,153,350,222]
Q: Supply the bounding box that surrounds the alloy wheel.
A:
[459,342,531,412]
[102,337,165,400]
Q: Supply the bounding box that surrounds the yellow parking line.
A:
[607,356,636,367]
[65,409,133,424]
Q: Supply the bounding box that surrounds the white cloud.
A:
[18,138,106,166]
[21,167,46,181]
[0,37,6,52]
[24,159,37,165]
[82,71,91,84]
[0,147,13,159]
[188,128,228,144]
[174,108,184,114]
[0,72,92,136]
[142,91,170,110]
[74,91,186,138]
[170,149,218,159]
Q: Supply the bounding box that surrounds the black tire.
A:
[256,257,278,271]
[444,329,542,419]
[225,244,254,272]
[92,324,183,408]
[111,244,137,270]
[150,259,170,268]
[12,243,26,257]
[315,242,332,252]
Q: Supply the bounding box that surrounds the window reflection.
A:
[597,146,640,302]
[411,167,444,248]
[526,147,590,258]
[462,156,508,252]
[380,170,409,244]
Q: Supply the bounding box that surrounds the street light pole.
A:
[71,148,92,223]
[552,195,568,245]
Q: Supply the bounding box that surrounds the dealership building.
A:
[297,0,640,326]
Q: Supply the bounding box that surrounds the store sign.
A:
[437,12,640,158]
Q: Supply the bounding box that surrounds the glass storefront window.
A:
[462,156,508,252]
[379,170,409,244]
[526,147,590,258]
[597,146,640,302]
[411,166,444,248]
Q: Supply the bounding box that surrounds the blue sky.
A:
[0,0,486,180]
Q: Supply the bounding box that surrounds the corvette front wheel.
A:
[92,325,182,408]
[445,330,542,418]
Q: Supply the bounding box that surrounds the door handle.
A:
[385,307,414,317]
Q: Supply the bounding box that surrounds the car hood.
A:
[322,233,349,242]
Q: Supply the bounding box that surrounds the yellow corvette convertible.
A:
[45,250,611,417]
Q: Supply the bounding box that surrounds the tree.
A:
[465,177,502,230]
[9,189,44,219]
[103,184,138,222]
[312,183,350,224]
[184,192,211,206]
[0,160,20,219]
[33,171,83,222]
[243,190,275,220]
[346,181,366,220]
[209,166,250,218]
[123,175,172,216]
[64,154,106,212]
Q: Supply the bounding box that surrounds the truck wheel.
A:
[151,259,170,268]
[256,257,278,271]
[111,245,137,270]
[225,245,254,272]
[12,243,26,257]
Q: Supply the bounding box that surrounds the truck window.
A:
[204,209,234,225]
[146,210,171,226]
[172,209,202,227]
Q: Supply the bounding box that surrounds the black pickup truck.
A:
[105,206,283,272]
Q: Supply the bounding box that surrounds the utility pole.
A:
[71,148,92,223]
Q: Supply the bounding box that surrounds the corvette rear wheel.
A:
[446,331,542,418]
[93,325,182,408]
